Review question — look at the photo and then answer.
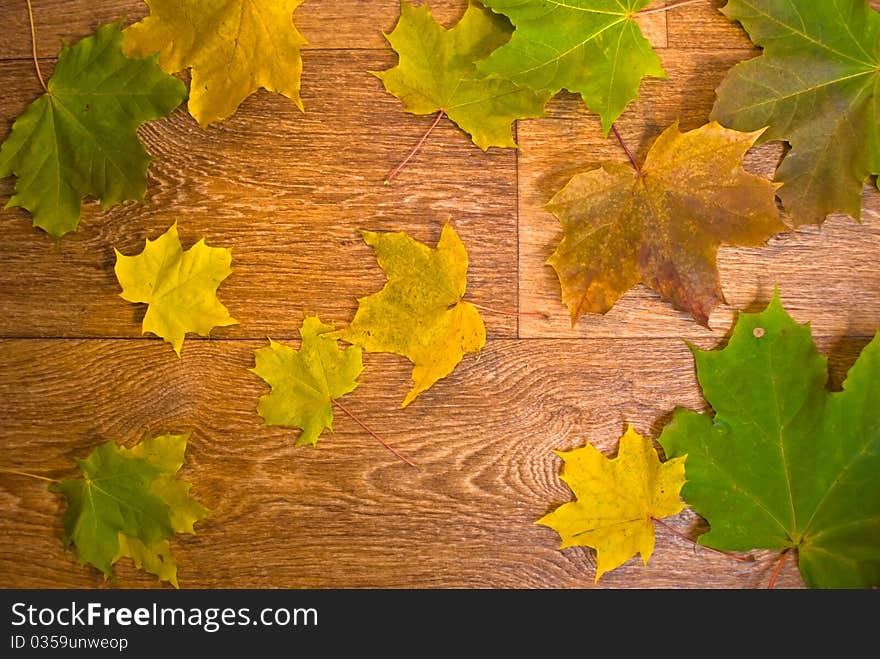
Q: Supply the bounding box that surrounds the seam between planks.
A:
[0,334,874,343]
[514,120,521,339]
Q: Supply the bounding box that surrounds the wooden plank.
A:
[1,335,845,589]
[2,0,877,61]
[1,0,877,595]
[0,51,519,339]
[517,47,880,339]
[0,0,475,58]
[667,0,880,50]
[636,7,669,49]
[666,0,754,49]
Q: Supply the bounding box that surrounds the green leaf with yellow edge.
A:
[659,293,880,588]
[538,425,686,582]
[251,315,363,447]
[114,223,237,357]
[476,0,666,134]
[547,121,785,326]
[0,23,186,239]
[124,0,307,126]
[334,222,485,408]
[375,0,549,150]
[710,0,880,226]
[50,432,209,587]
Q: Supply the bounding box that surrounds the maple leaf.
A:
[538,425,686,582]
[124,0,307,127]
[475,0,666,134]
[251,315,363,447]
[547,121,785,326]
[375,0,549,150]
[114,223,238,356]
[334,222,486,408]
[0,23,186,239]
[710,0,880,226]
[659,293,880,588]
[51,432,209,587]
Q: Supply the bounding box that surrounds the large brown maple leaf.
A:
[547,122,786,326]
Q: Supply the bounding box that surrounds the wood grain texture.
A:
[0,51,519,340]
[0,0,474,58]
[517,46,880,340]
[3,336,842,589]
[0,0,877,590]
[667,0,880,49]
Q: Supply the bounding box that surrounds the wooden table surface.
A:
[1,0,878,590]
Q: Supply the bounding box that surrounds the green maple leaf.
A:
[375,0,550,149]
[51,432,209,587]
[251,315,363,446]
[710,0,880,226]
[659,293,880,588]
[114,223,238,356]
[334,222,486,408]
[476,0,666,134]
[0,23,186,239]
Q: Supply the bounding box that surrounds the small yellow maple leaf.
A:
[538,425,686,582]
[124,0,307,126]
[251,315,364,447]
[114,223,238,356]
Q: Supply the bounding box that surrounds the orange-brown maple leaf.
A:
[547,121,785,326]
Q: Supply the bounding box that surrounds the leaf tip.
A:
[749,124,770,142]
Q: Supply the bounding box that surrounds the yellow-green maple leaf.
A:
[51,432,209,587]
[335,223,485,408]
[251,315,363,447]
[114,223,238,356]
[538,425,686,582]
[123,0,307,126]
[375,1,549,150]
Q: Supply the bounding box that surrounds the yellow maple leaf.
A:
[335,222,486,408]
[123,0,307,126]
[538,425,686,582]
[114,223,238,356]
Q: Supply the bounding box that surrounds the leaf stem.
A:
[0,467,58,483]
[611,124,641,173]
[469,302,549,319]
[331,398,417,468]
[767,548,791,589]
[652,517,755,563]
[25,0,47,92]
[638,0,704,17]
[385,110,445,185]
